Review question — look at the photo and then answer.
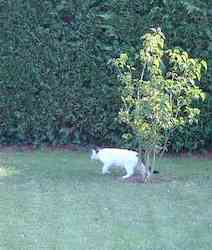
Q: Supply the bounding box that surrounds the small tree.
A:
[113,28,207,181]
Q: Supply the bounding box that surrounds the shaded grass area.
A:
[0,150,212,250]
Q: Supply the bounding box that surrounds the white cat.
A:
[91,148,141,179]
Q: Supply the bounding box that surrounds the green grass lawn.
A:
[0,149,212,250]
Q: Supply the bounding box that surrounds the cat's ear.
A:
[91,149,97,160]
[94,147,100,153]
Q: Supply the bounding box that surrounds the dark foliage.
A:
[0,0,211,151]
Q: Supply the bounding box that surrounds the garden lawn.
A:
[0,149,212,250]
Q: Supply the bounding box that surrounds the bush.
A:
[0,0,211,151]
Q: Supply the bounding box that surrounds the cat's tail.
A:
[149,166,159,174]
[153,170,159,174]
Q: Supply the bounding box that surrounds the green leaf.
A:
[200,60,207,72]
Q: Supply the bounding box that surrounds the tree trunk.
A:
[137,154,150,182]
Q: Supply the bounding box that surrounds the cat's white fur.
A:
[91,148,139,179]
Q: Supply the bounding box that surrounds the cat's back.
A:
[98,148,138,164]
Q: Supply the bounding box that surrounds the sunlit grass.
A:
[0,159,18,177]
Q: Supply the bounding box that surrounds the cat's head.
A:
[90,148,100,160]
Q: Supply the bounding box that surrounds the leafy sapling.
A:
[113,28,207,181]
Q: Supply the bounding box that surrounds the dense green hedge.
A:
[0,0,211,150]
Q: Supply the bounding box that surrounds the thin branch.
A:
[137,61,147,101]
[136,61,147,158]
